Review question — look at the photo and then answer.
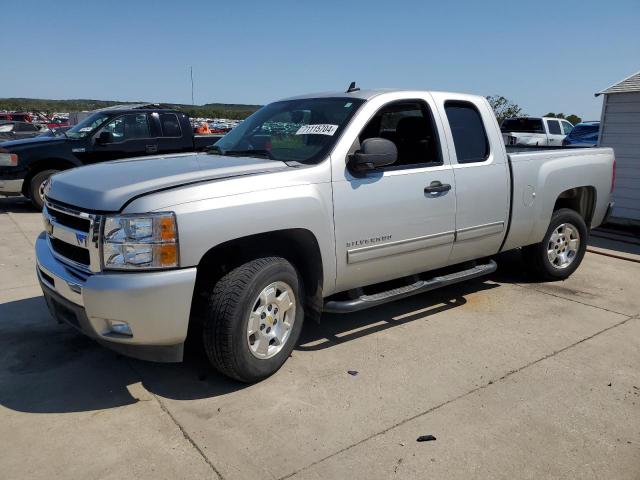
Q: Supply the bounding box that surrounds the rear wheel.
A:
[202,257,304,382]
[29,169,59,210]
[522,208,588,281]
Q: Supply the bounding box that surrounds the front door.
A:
[89,113,158,163]
[332,97,456,292]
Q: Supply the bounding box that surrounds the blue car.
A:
[562,121,600,147]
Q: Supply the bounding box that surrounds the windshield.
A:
[501,118,544,133]
[568,123,599,138]
[65,112,111,139]
[0,124,14,132]
[212,97,365,164]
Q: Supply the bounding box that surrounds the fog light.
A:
[107,320,133,337]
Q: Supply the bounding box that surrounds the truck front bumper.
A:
[0,178,24,196]
[35,232,197,362]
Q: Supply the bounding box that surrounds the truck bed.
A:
[505,145,591,154]
[193,134,224,151]
[502,146,615,252]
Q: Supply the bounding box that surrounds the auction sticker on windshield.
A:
[296,124,338,136]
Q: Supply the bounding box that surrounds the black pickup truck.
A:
[0,105,222,208]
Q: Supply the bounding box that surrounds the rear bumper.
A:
[35,232,197,362]
[0,178,23,195]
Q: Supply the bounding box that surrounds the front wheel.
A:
[202,257,304,382]
[522,208,588,281]
[29,169,59,210]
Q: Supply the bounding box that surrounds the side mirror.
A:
[96,131,113,145]
[348,138,397,172]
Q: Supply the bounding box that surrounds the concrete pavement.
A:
[1,196,639,479]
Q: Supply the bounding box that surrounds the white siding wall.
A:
[599,91,640,221]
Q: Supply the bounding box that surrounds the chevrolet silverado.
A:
[35,87,615,382]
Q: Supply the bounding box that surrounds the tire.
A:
[29,169,59,210]
[522,208,588,281]
[202,257,304,382]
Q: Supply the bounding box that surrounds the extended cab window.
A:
[103,114,150,141]
[160,113,182,137]
[547,119,562,135]
[445,101,489,164]
[359,100,441,168]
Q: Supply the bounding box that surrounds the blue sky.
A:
[2,0,639,119]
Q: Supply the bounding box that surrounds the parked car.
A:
[0,105,223,208]
[562,121,600,147]
[501,117,574,146]
[0,112,33,123]
[35,88,615,382]
[0,121,49,141]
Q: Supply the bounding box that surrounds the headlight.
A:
[102,213,179,270]
[0,152,18,166]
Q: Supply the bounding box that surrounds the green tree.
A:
[486,95,524,124]
[545,112,582,124]
[565,114,582,125]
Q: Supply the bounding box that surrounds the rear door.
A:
[151,112,191,154]
[432,93,510,263]
[545,118,564,146]
[331,95,456,292]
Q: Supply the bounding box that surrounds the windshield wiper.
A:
[220,149,274,160]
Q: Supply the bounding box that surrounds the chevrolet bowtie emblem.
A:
[75,232,87,247]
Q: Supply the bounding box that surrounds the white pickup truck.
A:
[501,116,574,146]
[36,87,615,382]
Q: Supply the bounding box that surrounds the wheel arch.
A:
[191,228,325,327]
[553,186,596,227]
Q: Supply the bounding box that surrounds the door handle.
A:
[424,181,451,194]
[145,145,158,153]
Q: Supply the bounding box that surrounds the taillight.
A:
[611,158,616,193]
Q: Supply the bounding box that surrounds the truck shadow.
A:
[0,196,35,213]
[0,257,521,415]
[297,279,497,351]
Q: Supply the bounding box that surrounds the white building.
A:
[596,71,640,223]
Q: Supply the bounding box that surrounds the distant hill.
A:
[0,98,261,120]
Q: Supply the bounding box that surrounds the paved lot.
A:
[1,196,639,479]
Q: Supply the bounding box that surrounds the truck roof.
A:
[281,88,481,102]
[92,103,182,114]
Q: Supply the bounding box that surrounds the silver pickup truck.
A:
[36,88,615,382]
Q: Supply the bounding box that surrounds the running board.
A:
[323,260,497,314]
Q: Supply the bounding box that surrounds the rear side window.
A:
[160,113,182,137]
[444,101,489,164]
[547,119,561,135]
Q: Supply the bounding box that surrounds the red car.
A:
[0,112,33,123]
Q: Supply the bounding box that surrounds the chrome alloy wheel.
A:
[246,281,296,359]
[547,223,580,269]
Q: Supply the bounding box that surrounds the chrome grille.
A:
[43,199,103,273]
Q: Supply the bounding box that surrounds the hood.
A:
[0,135,69,149]
[46,152,288,212]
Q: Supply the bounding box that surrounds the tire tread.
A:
[203,257,288,381]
